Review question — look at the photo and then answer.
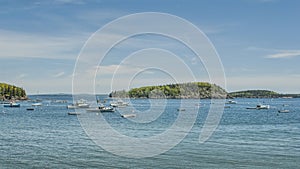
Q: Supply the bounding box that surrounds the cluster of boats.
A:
[67,99,133,116]
[226,100,290,113]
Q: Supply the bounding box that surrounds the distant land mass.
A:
[228,90,300,98]
[110,82,227,99]
[109,82,300,99]
[0,83,27,101]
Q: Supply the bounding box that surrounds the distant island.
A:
[0,83,27,101]
[110,82,227,99]
[109,82,300,99]
[228,90,300,98]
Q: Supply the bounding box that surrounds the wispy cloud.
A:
[53,72,65,78]
[246,46,300,59]
[0,29,86,59]
[266,50,300,59]
[17,74,28,79]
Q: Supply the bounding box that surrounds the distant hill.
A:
[109,82,227,99]
[0,83,27,101]
[228,90,300,98]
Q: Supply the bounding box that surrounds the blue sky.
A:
[1,0,300,94]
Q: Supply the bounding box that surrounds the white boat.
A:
[68,112,81,115]
[67,99,90,109]
[226,100,237,104]
[121,114,136,118]
[32,103,42,106]
[278,109,289,113]
[67,104,77,109]
[110,100,129,107]
[256,104,270,109]
[100,106,115,112]
[77,103,90,108]
[3,102,20,107]
[86,108,101,112]
[247,104,270,110]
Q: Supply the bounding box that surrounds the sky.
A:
[0,0,300,94]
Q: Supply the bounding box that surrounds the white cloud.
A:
[0,29,86,59]
[53,72,65,78]
[246,47,300,59]
[17,74,28,79]
[266,50,300,59]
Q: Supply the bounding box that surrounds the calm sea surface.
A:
[1,95,299,168]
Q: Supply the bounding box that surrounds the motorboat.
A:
[67,99,90,109]
[3,102,20,107]
[110,100,129,107]
[121,114,136,118]
[32,103,42,106]
[278,109,289,113]
[68,112,81,115]
[256,104,270,109]
[226,100,237,104]
[26,107,34,111]
[247,104,270,110]
[77,103,90,108]
[100,106,115,112]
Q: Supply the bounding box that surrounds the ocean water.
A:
[0,95,299,168]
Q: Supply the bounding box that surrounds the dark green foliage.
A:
[228,90,279,98]
[0,83,27,100]
[110,82,227,99]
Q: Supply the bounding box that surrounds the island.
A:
[228,90,300,98]
[109,82,227,99]
[0,83,27,101]
[109,82,300,99]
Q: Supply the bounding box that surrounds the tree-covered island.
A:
[0,83,27,101]
[109,82,227,99]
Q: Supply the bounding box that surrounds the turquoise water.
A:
[1,95,300,168]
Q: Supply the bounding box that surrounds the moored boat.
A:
[68,112,81,115]
[3,102,20,107]
[278,109,289,113]
[226,100,237,104]
[121,114,136,118]
[110,100,129,107]
[32,103,42,106]
[67,99,90,109]
[100,106,115,112]
[247,104,270,110]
